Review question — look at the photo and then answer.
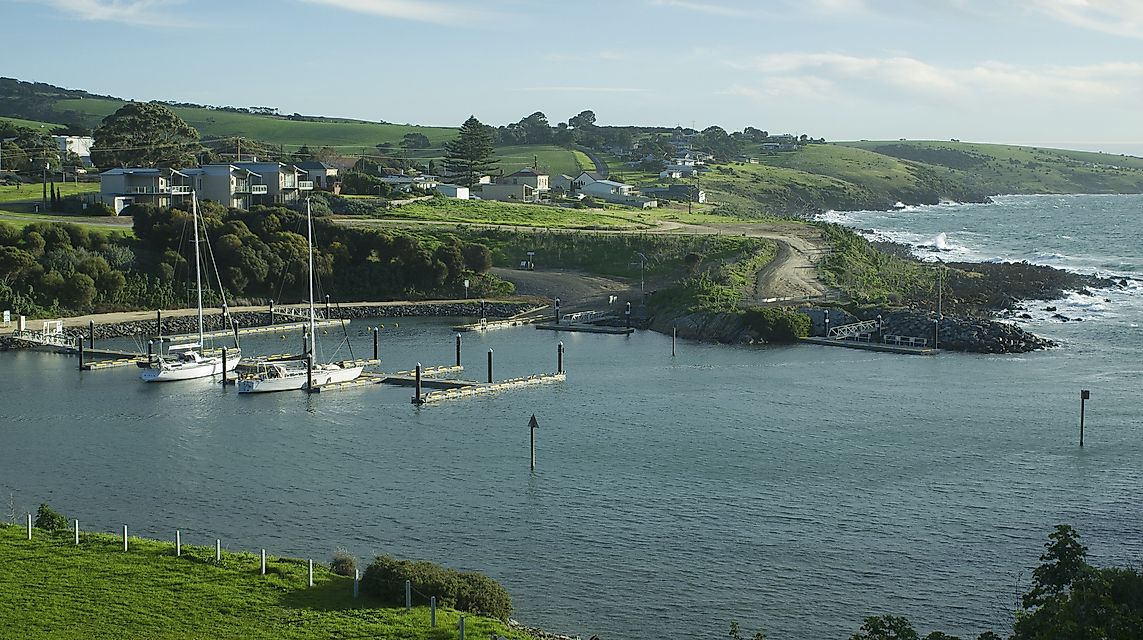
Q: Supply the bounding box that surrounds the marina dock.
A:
[800,337,938,355]
[535,322,633,335]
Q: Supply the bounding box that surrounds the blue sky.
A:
[6,0,1143,152]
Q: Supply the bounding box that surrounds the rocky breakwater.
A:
[874,310,1054,353]
[58,301,543,341]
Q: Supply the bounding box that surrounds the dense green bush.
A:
[34,503,67,532]
[361,555,513,620]
[741,307,812,343]
[330,549,357,577]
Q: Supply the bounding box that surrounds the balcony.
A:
[250,185,269,195]
[170,185,192,195]
[298,181,314,191]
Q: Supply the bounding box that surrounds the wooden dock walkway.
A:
[311,365,465,393]
[535,323,633,335]
[165,318,347,342]
[420,373,567,403]
[452,317,541,332]
[800,337,938,355]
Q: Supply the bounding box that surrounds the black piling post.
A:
[557,341,564,374]
[306,354,313,392]
[302,330,309,358]
[269,299,274,325]
[412,363,423,405]
[877,314,883,343]
[221,347,228,386]
[77,336,84,371]
[156,309,162,342]
[232,320,240,345]
[88,320,94,349]
[1080,389,1090,447]
[672,326,677,356]
[824,309,830,338]
[529,414,538,471]
[325,295,330,319]
[933,318,939,349]
[455,334,462,367]
[372,327,379,361]
[147,340,153,361]
[480,299,486,320]
[625,302,631,331]
[487,348,493,384]
[554,297,561,325]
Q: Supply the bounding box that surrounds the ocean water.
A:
[1,195,1141,639]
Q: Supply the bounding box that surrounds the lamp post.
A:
[42,161,49,210]
[633,252,648,300]
[463,278,469,299]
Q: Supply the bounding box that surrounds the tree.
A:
[34,503,67,532]
[91,101,201,168]
[443,116,497,188]
[850,615,919,640]
[400,133,431,149]
[568,109,596,130]
[517,111,552,144]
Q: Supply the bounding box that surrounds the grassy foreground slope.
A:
[53,97,457,150]
[0,524,529,640]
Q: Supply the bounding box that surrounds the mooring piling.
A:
[877,314,883,343]
[555,297,561,325]
[88,320,95,349]
[487,348,494,383]
[412,363,424,405]
[232,320,240,345]
[147,340,153,360]
[557,342,564,374]
[1080,389,1090,447]
[156,309,163,341]
[455,334,462,367]
[529,413,539,470]
[373,327,379,361]
[269,299,275,325]
[325,295,331,319]
[302,329,309,357]
[221,347,228,385]
[306,354,314,392]
[77,336,84,371]
[672,327,677,356]
[625,301,631,331]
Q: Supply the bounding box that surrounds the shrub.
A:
[361,555,513,620]
[742,306,812,343]
[330,549,357,577]
[34,503,67,532]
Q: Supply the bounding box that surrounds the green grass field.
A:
[0,115,66,131]
[0,183,99,204]
[363,197,650,230]
[494,145,586,176]
[0,523,531,639]
[54,98,458,151]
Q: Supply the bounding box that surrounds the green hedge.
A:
[741,306,812,343]
[361,555,513,620]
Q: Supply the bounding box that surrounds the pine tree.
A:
[442,116,497,188]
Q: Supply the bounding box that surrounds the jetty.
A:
[800,336,938,355]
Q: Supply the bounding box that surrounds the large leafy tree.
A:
[91,101,201,168]
[443,116,496,187]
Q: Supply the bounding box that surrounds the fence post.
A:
[261,549,266,575]
[405,579,411,611]
[430,596,436,627]
[353,569,360,599]
[176,530,181,556]
[308,559,314,587]
[216,539,221,564]
[459,615,465,640]
[74,519,79,545]
[26,513,31,540]
[123,525,128,551]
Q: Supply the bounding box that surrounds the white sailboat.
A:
[237,199,362,393]
[140,193,241,382]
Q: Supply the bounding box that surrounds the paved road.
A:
[576,146,609,178]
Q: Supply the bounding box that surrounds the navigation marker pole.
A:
[1080,389,1090,447]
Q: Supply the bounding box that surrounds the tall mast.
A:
[193,192,203,347]
[306,198,316,359]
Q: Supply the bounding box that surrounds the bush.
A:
[330,549,357,577]
[34,503,67,532]
[361,555,513,620]
[742,307,812,343]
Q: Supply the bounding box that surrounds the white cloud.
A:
[299,0,492,24]
[728,52,1143,103]
[645,0,757,17]
[32,0,185,26]
[1021,0,1143,38]
[517,86,648,93]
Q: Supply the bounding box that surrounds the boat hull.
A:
[139,352,241,382]
[237,364,364,394]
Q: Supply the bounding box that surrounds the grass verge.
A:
[0,523,531,640]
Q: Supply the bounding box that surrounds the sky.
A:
[5,0,1143,152]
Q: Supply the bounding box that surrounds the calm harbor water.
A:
[2,195,1141,639]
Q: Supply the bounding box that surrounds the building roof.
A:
[590,179,629,188]
[507,168,547,178]
[295,161,336,170]
[100,167,189,177]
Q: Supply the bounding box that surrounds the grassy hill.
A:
[0,523,531,639]
[494,144,586,176]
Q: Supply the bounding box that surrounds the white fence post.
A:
[308,559,313,587]
[176,530,181,556]
[215,539,221,564]
[261,549,266,576]
[123,525,128,551]
[353,569,359,599]
[74,519,79,545]
[26,513,31,540]
[459,615,465,640]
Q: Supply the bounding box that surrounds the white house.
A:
[580,178,658,208]
[294,161,338,190]
[54,135,95,167]
[99,167,193,214]
[181,165,265,209]
[478,183,538,203]
[379,175,439,193]
[661,165,700,178]
[434,184,469,199]
[498,168,549,193]
[232,161,311,203]
[660,169,683,179]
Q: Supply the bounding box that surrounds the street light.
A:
[633,252,648,299]
[463,278,469,299]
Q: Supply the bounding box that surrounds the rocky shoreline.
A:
[643,305,1054,353]
[0,301,541,345]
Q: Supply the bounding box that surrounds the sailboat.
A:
[237,199,362,393]
[140,193,242,382]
